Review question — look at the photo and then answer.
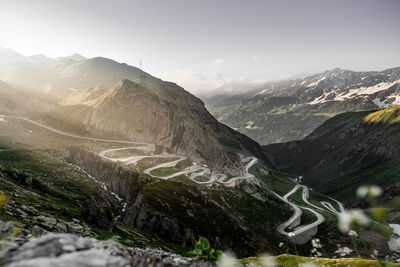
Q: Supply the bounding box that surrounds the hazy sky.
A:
[0,0,399,94]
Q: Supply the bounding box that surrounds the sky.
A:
[0,0,399,94]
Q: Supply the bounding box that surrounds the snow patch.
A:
[255,89,268,95]
[308,79,400,105]
[372,93,400,108]
[336,79,400,100]
[373,98,391,108]
[307,76,326,87]
[308,90,336,104]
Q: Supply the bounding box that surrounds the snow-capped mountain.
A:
[206,67,400,145]
[299,67,400,107]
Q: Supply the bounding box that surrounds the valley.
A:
[0,114,344,242]
[0,47,399,266]
[0,111,368,261]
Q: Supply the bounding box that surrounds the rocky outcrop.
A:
[0,221,214,267]
[34,216,86,235]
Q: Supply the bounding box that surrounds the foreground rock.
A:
[1,231,214,267]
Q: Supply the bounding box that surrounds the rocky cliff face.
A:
[64,148,283,257]
[264,105,400,204]
[45,79,270,174]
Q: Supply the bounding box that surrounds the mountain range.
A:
[0,47,399,264]
[205,67,400,145]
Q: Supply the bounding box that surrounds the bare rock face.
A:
[46,79,270,175]
[122,192,196,247]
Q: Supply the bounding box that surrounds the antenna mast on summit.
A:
[139,59,146,88]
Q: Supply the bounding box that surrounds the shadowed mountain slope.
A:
[264,105,400,204]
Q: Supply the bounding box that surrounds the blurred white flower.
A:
[217,252,238,267]
[260,253,277,267]
[338,209,369,233]
[348,230,358,237]
[311,238,322,248]
[288,232,295,237]
[334,247,353,257]
[370,186,382,197]
[356,185,382,199]
[278,242,284,248]
[356,186,368,198]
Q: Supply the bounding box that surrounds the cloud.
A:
[43,83,52,93]
[160,56,266,95]
[212,56,258,66]
[161,70,266,96]
[212,58,225,65]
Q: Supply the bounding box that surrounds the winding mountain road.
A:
[273,183,345,243]
[2,115,345,241]
[3,115,257,186]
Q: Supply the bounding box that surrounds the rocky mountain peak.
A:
[64,53,87,61]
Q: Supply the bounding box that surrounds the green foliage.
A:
[189,237,222,262]
[0,194,8,209]
[207,248,223,261]
[194,237,210,251]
